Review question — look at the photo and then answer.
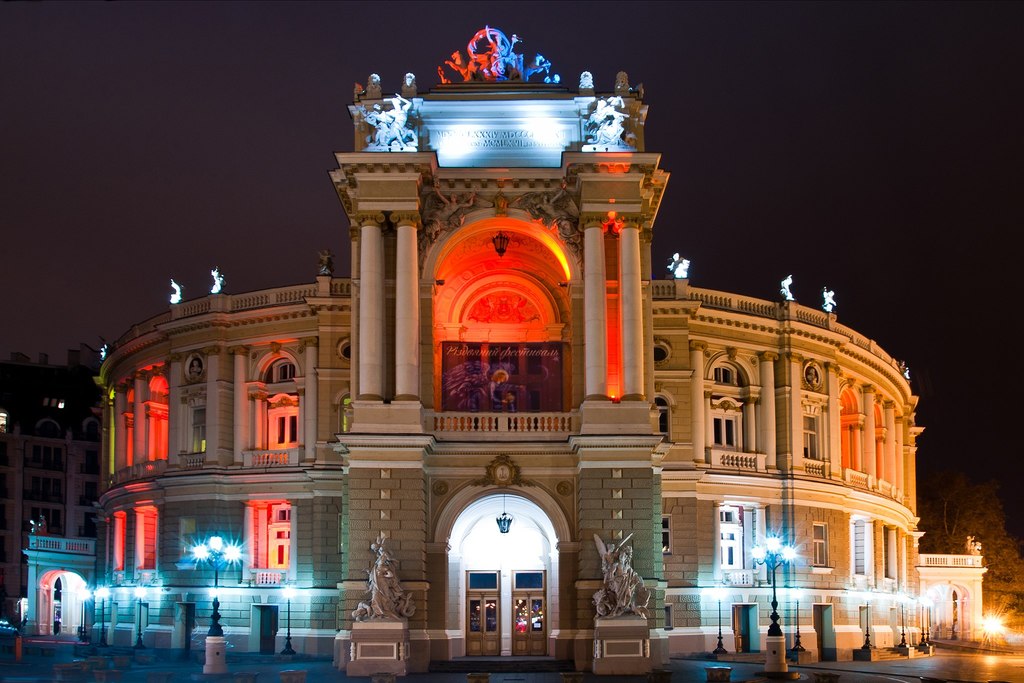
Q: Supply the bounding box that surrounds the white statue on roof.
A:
[169,279,183,305]
[822,287,836,313]
[668,253,690,279]
[210,267,224,294]
[780,275,795,301]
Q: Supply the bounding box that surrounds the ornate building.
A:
[83,29,977,672]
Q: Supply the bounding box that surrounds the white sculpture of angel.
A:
[822,287,836,313]
[780,275,795,301]
[210,267,224,294]
[668,253,690,279]
[592,533,649,619]
[170,279,183,304]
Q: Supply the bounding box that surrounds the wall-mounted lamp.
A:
[435,279,445,286]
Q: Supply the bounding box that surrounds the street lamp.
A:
[789,588,805,654]
[919,596,933,646]
[898,597,908,648]
[192,535,242,676]
[78,588,92,643]
[750,536,798,679]
[133,586,147,649]
[281,585,296,655]
[95,587,110,646]
[707,586,728,655]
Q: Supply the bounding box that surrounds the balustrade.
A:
[428,411,577,439]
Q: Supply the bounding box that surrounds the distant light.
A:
[751,546,767,561]
[782,546,797,561]
[96,587,111,600]
[192,544,210,561]
[209,536,224,552]
[100,344,108,361]
[283,586,297,600]
[765,536,781,553]
[133,586,146,599]
[224,544,242,563]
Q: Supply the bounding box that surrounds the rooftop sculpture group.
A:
[357,93,417,152]
[437,26,559,84]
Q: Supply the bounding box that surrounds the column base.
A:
[350,400,423,433]
[346,618,409,676]
[202,636,228,675]
[580,399,653,434]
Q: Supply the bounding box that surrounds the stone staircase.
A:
[430,657,576,673]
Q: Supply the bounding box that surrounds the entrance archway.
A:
[38,570,87,637]
[445,492,563,657]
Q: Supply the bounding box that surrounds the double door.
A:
[466,592,500,656]
[512,593,546,655]
[465,570,547,656]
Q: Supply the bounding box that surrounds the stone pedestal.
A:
[592,615,651,675]
[346,618,409,677]
[202,636,227,675]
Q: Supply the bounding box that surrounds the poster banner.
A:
[441,342,563,412]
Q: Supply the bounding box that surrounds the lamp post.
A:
[281,585,296,655]
[78,588,92,643]
[898,597,908,648]
[919,596,932,646]
[708,586,728,655]
[751,536,798,679]
[133,586,147,649]
[192,535,242,675]
[789,589,805,654]
[95,587,110,646]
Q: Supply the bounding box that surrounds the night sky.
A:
[3,4,1022,532]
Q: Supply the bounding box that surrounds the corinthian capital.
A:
[759,351,779,362]
[390,212,420,228]
[355,212,386,227]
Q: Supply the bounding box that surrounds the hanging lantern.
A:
[496,494,513,533]
[492,230,510,257]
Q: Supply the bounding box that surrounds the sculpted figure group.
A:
[359,94,416,151]
[437,26,558,84]
[352,533,416,621]
[592,533,650,619]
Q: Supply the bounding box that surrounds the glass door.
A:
[466,571,500,656]
[511,571,546,655]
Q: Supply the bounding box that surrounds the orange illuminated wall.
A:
[113,511,127,572]
[840,389,859,470]
[135,506,158,570]
[147,375,169,460]
[605,232,621,399]
[249,501,291,569]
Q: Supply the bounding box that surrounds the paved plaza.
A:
[2,638,1024,683]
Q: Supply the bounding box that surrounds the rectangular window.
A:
[812,523,828,566]
[192,408,206,453]
[179,517,196,556]
[468,571,499,590]
[885,527,898,579]
[250,501,292,569]
[135,506,158,571]
[720,505,743,569]
[853,520,866,575]
[661,515,671,554]
[713,416,738,448]
[803,415,819,460]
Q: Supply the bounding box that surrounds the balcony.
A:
[243,448,300,468]
[722,568,755,587]
[919,554,984,568]
[248,569,286,586]
[112,460,167,485]
[28,534,95,555]
[709,449,765,473]
[428,411,578,441]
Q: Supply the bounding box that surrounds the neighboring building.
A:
[0,347,102,631]
[87,31,980,670]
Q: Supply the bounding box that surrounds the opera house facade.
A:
[75,30,956,672]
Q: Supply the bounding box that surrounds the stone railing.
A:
[178,452,207,470]
[803,458,829,478]
[243,448,299,468]
[428,411,578,439]
[722,568,755,587]
[249,569,286,586]
[710,449,765,472]
[845,469,871,490]
[28,534,95,555]
[919,554,984,568]
[113,459,168,484]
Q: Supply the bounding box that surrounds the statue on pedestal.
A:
[317,249,334,276]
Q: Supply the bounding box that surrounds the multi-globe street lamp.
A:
[95,587,110,646]
[750,536,798,678]
[133,586,147,649]
[191,535,242,675]
[78,588,92,642]
[281,585,296,655]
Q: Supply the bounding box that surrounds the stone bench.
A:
[705,666,732,682]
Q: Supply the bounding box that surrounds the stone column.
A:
[826,363,842,478]
[704,392,713,454]
[302,338,318,462]
[357,213,385,400]
[167,355,182,458]
[132,374,146,464]
[851,420,862,472]
[231,347,249,460]
[712,503,723,582]
[742,399,756,454]
[758,352,778,469]
[252,390,267,450]
[204,346,223,463]
[583,216,608,399]
[895,415,906,502]
[864,519,876,586]
[884,401,896,486]
[861,386,877,480]
[114,384,128,472]
[619,218,644,400]
[690,342,706,465]
[393,213,420,401]
[787,353,804,472]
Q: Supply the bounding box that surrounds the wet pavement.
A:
[2,637,1024,682]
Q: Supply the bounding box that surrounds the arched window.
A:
[0,408,8,433]
[264,360,297,384]
[654,396,670,436]
[36,418,62,439]
[83,418,100,442]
